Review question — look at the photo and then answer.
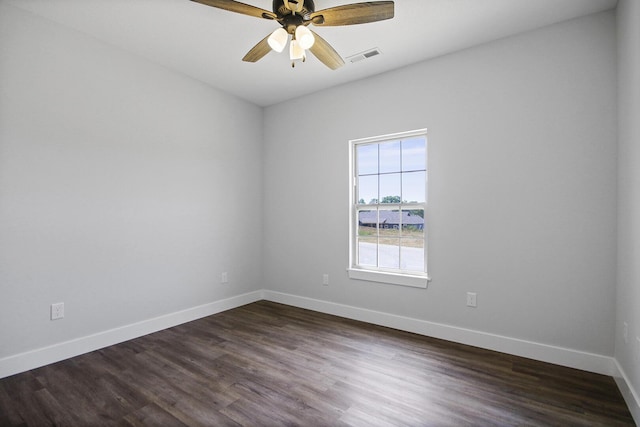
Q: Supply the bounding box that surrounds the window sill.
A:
[347,268,430,289]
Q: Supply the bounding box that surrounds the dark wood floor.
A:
[0,301,634,426]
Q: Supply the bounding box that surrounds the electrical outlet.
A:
[466,292,477,308]
[322,274,329,286]
[51,302,64,320]
[623,322,629,344]
[221,272,228,284]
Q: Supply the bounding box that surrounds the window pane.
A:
[358,238,377,267]
[400,241,424,272]
[402,137,426,172]
[379,141,401,174]
[402,171,426,203]
[357,210,378,234]
[357,144,378,176]
[401,209,425,238]
[400,209,424,272]
[358,210,378,266]
[378,212,401,234]
[400,237,424,249]
[378,213,400,259]
[379,239,400,269]
[379,173,401,203]
[358,175,378,204]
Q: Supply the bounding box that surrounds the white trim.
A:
[262,290,617,376]
[0,290,263,379]
[348,129,429,283]
[1,288,627,395]
[350,128,429,145]
[613,359,640,425]
[347,268,430,288]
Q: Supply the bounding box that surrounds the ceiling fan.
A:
[191,0,394,69]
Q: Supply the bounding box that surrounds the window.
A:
[348,129,429,288]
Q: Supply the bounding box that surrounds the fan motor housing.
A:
[273,0,315,17]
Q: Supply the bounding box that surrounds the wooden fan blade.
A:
[191,0,277,20]
[310,1,394,26]
[309,30,345,70]
[242,34,272,62]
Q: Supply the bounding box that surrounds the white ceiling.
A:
[7,0,617,106]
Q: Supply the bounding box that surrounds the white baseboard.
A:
[613,360,640,425]
[263,290,617,377]
[0,290,263,379]
[0,288,625,390]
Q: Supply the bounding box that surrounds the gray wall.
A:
[0,3,264,358]
[263,11,617,356]
[616,0,640,416]
[0,0,625,387]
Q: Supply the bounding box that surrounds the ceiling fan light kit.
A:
[191,0,394,70]
[295,25,315,50]
[268,27,288,52]
[289,39,306,64]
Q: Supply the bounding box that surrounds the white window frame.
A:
[348,129,430,288]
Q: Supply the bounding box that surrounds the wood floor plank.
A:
[0,383,25,426]
[0,301,635,426]
[119,402,189,427]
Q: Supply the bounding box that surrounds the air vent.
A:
[346,48,382,63]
